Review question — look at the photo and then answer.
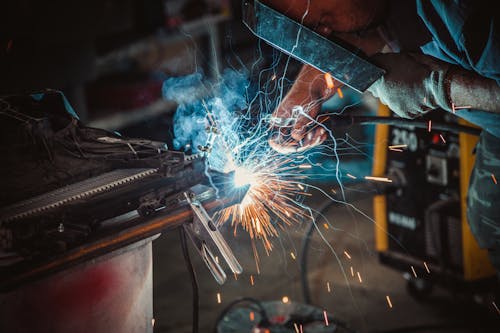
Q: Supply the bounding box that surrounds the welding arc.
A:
[323,115,481,135]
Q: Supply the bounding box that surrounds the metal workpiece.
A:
[243,0,385,92]
[0,182,247,291]
[0,149,205,224]
[0,147,247,290]
[0,168,159,224]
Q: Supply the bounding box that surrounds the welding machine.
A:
[372,104,496,296]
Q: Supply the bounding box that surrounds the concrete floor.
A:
[152,193,499,333]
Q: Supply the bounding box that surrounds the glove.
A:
[366,52,453,118]
[268,65,333,154]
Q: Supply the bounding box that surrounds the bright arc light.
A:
[233,167,256,188]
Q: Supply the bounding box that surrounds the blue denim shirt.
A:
[416,0,500,137]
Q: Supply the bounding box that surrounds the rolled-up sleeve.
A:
[417,0,500,85]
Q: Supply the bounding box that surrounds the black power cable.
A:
[179,226,199,333]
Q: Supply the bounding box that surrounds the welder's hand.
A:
[366,52,453,118]
[268,65,337,154]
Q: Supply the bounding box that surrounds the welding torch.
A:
[268,113,481,136]
[246,0,482,143]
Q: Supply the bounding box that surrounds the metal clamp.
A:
[183,191,242,284]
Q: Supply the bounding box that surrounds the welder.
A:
[261,0,500,272]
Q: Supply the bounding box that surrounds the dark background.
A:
[1,1,498,332]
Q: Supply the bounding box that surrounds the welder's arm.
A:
[449,67,500,114]
[366,52,500,118]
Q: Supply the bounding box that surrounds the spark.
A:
[357,272,363,283]
[428,120,432,132]
[337,87,344,98]
[214,155,309,253]
[282,296,290,303]
[298,164,312,169]
[324,73,335,89]
[411,266,418,278]
[323,223,329,229]
[152,318,155,327]
[350,266,354,277]
[250,275,255,286]
[389,144,406,152]
[327,281,331,292]
[330,188,337,194]
[423,262,431,274]
[388,144,407,149]
[255,218,262,234]
[217,292,222,304]
[492,174,497,184]
[452,103,471,112]
[323,310,329,326]
[439,134,446,143]
[249,311,255,321]
[386,295,393,308]
[225,146,319,251]
[256,259,260,275]
[290,252,296,260]
[346,173,357,179]
[364,176,393,183]
[344,250,352,259]
[493,301,500,315]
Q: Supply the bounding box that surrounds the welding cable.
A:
[299,199,358,333]
[326,115,481,135]
[299,182,396,333]
[300,182,394,305]
[179,227,199,333]
[300,199,336,305]
[212,297,270,332]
